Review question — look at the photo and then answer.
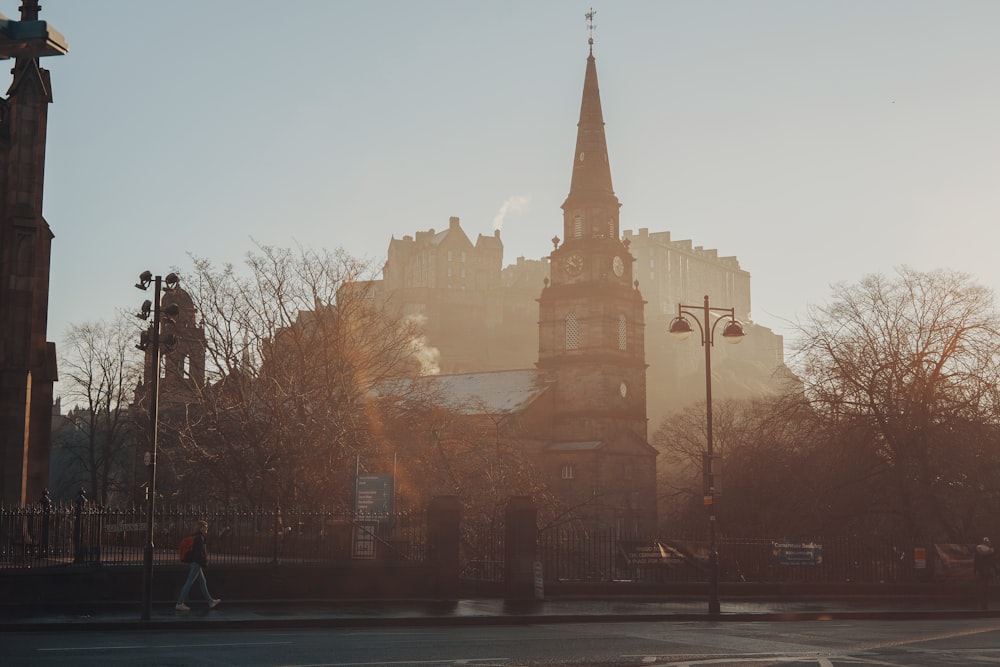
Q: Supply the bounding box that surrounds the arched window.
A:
[566,312,579,350]
[618,314,627,351]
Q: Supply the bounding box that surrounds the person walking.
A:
[176,520,221,611]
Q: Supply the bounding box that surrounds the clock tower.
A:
[537,35,656,530]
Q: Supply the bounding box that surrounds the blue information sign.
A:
[355,474,393,517]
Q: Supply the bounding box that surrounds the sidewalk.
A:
[4,595,1000,632]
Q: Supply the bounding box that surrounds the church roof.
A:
[548,441,604,451]
[377,369,551,416]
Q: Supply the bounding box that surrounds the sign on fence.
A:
[772,541,823,566]
[533,561,544,599]
[355,474,393,517]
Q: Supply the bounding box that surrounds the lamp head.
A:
[135,329,151,352]
[135,270,153,291]
[136,300,152,320]
[161,302,180,320]
[164,273,180,290]
[722,319,746,344]
[669,316,694,341]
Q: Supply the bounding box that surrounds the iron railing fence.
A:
[0,498,928,584]
[538,528,919,585]
[0,497,426,569]
[459,522,505,585]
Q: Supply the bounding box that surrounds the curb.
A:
[5,607,1000,633]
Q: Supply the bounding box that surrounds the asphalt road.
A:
[5,617,1000,666]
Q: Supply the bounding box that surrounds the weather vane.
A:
[585,8,596,50]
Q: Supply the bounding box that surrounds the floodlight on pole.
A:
[134,271,180,621]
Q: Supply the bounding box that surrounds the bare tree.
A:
[653,390,911,539]
[384,398,554,528]
[793,266,1000,541]
[53,315,142,504]
[167,244,426,507]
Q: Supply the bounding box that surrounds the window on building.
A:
[447,250,453,262]
[566,312,579,350]
[618,314,627,351]
[461,251,466,262]
[182,355,191,379]
[561,465,575,480]
[574,214,584,239]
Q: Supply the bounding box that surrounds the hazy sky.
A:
[32,1,1000,358]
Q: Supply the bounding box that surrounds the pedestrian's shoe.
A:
[175,603,190,611]
[209,599,221,609]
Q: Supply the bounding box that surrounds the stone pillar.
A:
[427,496,461,600]
[504,496,538,601]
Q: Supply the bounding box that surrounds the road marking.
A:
[39,641,293,652]
[634,655,842,666]
[278,661,510,667]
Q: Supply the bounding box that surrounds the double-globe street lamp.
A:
[134,270,180,621]
[669,295,745,615]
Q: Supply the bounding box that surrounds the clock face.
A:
[612,255,624,277]
[620,381,628,399]
[565,254,584,276]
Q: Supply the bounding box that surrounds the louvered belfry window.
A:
[618,314,627,350]
[566,312,579,350]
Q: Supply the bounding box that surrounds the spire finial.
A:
[20,1,41,21]
[585,8,596,53]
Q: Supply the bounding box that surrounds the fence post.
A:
[73,488,88,564]
[272,505,283,565]
[427,496,461,600]
[504,496,538,602]
[39,489,52,559]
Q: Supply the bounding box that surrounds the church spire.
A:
[565,13,616,203]
[561,9,621,245]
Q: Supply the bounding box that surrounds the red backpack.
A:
[178,534,196,562]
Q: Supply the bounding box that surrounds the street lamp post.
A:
[134,271,180,620]
[669,294,745,615]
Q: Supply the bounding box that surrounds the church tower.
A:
[537,24,657,532]
[0,3,67,505]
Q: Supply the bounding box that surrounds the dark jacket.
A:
[191,532,208,569]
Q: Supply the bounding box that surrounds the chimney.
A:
[449,216,460,229]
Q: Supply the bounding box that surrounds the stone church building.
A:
[373,42,662,531]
